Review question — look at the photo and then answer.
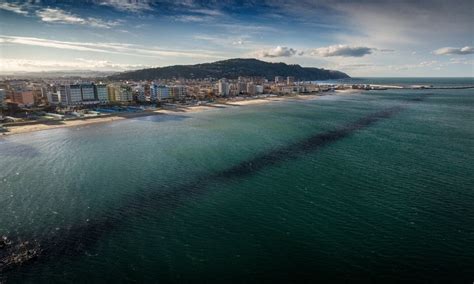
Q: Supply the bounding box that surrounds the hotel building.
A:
[95,84,109,104]
[58,85,71,105]
[69,85,83,105]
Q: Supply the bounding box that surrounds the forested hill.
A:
[108,58,350,81]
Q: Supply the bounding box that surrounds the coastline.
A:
[1,91,353,137]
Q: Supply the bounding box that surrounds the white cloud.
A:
[193,34,252,48]
[173,9,224,23]
[0,35,111,53]
[433,46,474,55]
[189,8,223,17]
[175,15,209,22]
[255,46,298,58]
[0,2,28,15]
[0,35,223,59]
[211,23,277,34]
[96,0,153,12]
[310,45,374,57]
[418,60,438,67]
[271,0,473,47]
[0,58,149,72]
[36,8,120,28]
[75,58,148,69]
[448,58,474,65]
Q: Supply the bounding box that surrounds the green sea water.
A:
[0,85,473,282]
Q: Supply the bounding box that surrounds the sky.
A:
[0,0,473,77]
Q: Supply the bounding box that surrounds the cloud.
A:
[0,58,149,72]
[266,0,473,47]
[0,35,223,59]
[36,8,120,28]
[75,58,148,69]
[173,8,224,23]
[310,45,374,57]
[189,8,223,17]
[433,46,474,55]
[211,23,277,34]
[256,46,298,58]
[96,0,153,12]
[0,2,28,15]
[193,34,252,48]
[175,15,209,22]
[0,35,111,53]
[449,58,474,65]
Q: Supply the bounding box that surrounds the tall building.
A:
[144,83,151,99]
[170,85,186,99]
[150,83,159,102]
[81,84,95,101]
[119,85,133,102]
[287,76,295,85]
[275,76,284,84]
[246,82,256,95]
[94,84,109,104]
[157,85,170,100]
[218,79,230,96]
[135,86,147,103]
[237,82,247,94]
[69,84,83,105]
[58,85,71,105]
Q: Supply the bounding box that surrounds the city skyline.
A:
[1,0,473,77]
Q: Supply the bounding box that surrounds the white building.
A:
[58,85,71,105]
[287,76,295,85]
[218,79,230,96]
[46,92,61,105]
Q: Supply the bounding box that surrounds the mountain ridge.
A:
[108,58,350,81]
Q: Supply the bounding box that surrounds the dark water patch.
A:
[405,92,433,102]
[217,106,403,178]
[0,103,409,275]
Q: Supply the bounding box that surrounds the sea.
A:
[0,78,473,282]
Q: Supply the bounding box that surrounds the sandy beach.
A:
[1,93,333,136]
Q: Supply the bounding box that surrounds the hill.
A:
[108,58,350,81]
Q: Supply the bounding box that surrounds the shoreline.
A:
[0,92,351,137]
